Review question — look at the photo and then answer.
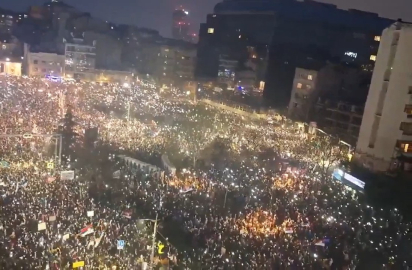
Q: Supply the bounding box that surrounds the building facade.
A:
[172,8,190,41]
[356,22,412,172]
[0,60,21,76]
[314,101,363,146]
[288,68,318,120]
[155,39,196,84]
[64,39,96,79]
[26,51,65,77]
[196,0,394,109]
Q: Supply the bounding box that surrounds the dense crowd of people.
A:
[0,75,411,269]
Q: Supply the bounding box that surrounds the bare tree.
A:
[309,135,347,179]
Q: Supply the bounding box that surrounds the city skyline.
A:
[1,0,412,38]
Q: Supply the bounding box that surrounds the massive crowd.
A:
[0,75,411,269]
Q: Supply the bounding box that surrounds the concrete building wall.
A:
[356,22,412,170]
[27,52,65,77]
[0,61,21,76]
[288,68,318,120]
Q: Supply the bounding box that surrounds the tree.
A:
[182,126,217,168]
[309,135,348,179]
[58,107,78,160]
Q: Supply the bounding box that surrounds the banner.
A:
[38,222,47,231]
[87,211,94,217]
[73,261,85,268]
[60,170,75,180]
[62,233,70,241]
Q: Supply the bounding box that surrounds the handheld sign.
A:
[117,240,125,250]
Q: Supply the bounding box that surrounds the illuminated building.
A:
[155,38,196,84]
[0,59,21,76]
[64,36,96,80]
[288,68,318,120]
[356,22,412,172]
[172,8,190,41]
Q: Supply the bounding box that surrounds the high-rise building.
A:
[172,8,190,41]
[196,0,394,108]
[356,21,412,172]
[155,38,196,84]
[64,36,96,79]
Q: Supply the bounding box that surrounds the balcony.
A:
[400,122,412,136]
[405,104,412,118]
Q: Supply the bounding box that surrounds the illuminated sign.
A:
[344,52,358,58]
[46,75,62,82]
[332,169,365,189]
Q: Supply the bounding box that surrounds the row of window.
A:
[33,60,61,66]
[32,67,61,74]
[298,74,313,80]
[296,83,312,90]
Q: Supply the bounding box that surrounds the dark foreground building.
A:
[196,0,394,109]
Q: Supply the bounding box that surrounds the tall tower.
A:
[356,21,412,171]
[172,7,190,41]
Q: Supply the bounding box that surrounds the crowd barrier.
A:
[118,155,162,177]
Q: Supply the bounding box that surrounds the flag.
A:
[46,177,55,183]
[94,232,105,248]
[113,170,121,179]
[179,186,194,194]
[315,240,325,247]
[122,210,132,219]
[80,224,94,237]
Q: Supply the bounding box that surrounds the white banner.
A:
[87,211,94,217]
[38,222,47,231]
[60,170,75,180]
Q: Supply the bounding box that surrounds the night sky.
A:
[1,0,411,38]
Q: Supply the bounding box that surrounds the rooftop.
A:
[214,0,395,32]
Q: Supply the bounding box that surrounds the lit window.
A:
[374,36,381,42]
[207,28,214,34]
[307,75,313,80]
[297,83,302,89]
[259,81,265,90]
[370,55,377,61]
